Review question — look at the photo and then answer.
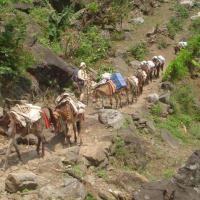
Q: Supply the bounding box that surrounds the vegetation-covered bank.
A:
[163,17,200,81]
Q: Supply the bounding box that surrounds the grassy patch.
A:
[163,168,175,179]
[174,3,189,19]
[85,194,97,200]
[71,165,86,178]
[151,84,200,143]
[167,16,183,39]
[150,103,162,117]
[95,167,108,180]
[111,31,125,41]
[163,34,200,81]
[113,136,128,160]
[157,39,169,49]
[191,17,200,34]
[75,26,110,66]
[129,42,148,61]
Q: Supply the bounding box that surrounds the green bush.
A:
[164,34,200,81]
[191,17,200,33]
[174,3,189,19]
[150,103,162,117]
[87,2,99,13]
[157,39,169,49]
[96,64,116,81]
[190,123,200,140]
[0,15,33,80]
[85,194,96,200]
[75,26,110,66]
[167,17,183,39]
[129,42,148,61]
[163,168,175,179]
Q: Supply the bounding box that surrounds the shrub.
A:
[96,64,116,81]
[129,42,148,61]
[75,26,110,66]
[190,123,200,140]
[95,168,107,180]
[157,39,169,49]
[174,3,189,19]
[150,103,162,117]
[85,194,96,200]
[164,34,200,81]
[0,14,33,81]
[87,2,99,13]
[167,17,183,39]
[163,168,175,179]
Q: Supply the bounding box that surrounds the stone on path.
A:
[5,171,38,193]
[98,109,125,130]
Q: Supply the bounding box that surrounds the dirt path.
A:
[82,1,176,144]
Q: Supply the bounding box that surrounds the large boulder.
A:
[174,150,200,186]
[109,170,148,193]
[109,57,133,75]
[159,92,171,104]
[133,180,199,200]
[160,81,174,91]
[98,109,125,130]
[5,171,38,193]
[56,146,80,165]
[146,93,159,103]
[113,129,152,169]
[133,150,200,200]
[161,129,181,149]
[39,177,87,200]
[12,3,33,13]
[80,142,111,167]
[28,43,75,87]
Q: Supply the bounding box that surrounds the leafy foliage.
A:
[151,84,200,143]
[0,14,33,81]
[164,34,200,81]
[75,26,110,66]
[96,64,116,81]
[191,17,200,34]
[167,17,183,39]
[129,42,148,61]
[174,3,189,19]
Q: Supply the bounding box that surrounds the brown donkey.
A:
[48,102,84,145]
[0,109,48,169]
[92,81,128,108]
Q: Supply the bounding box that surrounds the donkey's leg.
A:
[65,123,72,145]
[119,94,122,108]
[76,121,82,145]
[114,94,118,108]
[73,123,77,143]
[36,136,41,156]
[13,138,22,162]
[41,135,45,157]
[109,97,113,108]
[3,138,14,169]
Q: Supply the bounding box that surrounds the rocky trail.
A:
[0,1,200,199]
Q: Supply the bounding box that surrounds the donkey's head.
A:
[48,107,62,134]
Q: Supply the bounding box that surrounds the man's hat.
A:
[80,62,86,68]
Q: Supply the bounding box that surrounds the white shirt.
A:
[77,69,88,81]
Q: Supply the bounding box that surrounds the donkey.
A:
[126,76,139,103]
[92,81,128,108]
[48,102,84,145]
[0,108,49,169]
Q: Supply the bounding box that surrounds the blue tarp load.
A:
[111,72,127,90]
